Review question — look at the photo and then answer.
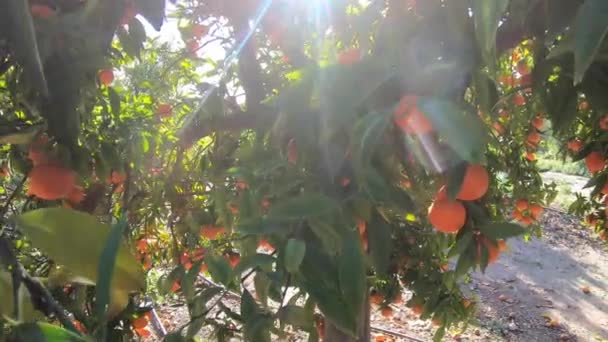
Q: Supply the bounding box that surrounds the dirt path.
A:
[154,208,608,341]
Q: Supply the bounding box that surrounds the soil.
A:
[152,176,608,342]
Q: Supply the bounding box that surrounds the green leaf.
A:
[352,111,391,172]
[267,193,339,220]
[182,260,204,302]
[241,289,257,321]
[337,231,366,322]
[205,255,233,286]
[472,0,509,71]
[254,272,271,307]
[446,162,468,201]
[4,0,48,96]
[95,218,128,319]
[573,0,608,84]
[16,208,144,315]
[284,239,306,273]
[108,88,121,116]
[478,222,526,239]
[418,97,488,162]
[164,332,186,342]
[368,213,392,275]
[474,71,499,116]
[186,286,211,338]
[309,220,343,255]
[454,247,475,278]
[233,254,275,275]
[0,271,40,322]
[278,305,313,330]
[448,231,474,258]
[11,322,85,342]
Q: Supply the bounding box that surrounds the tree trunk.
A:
[324,293,370,342]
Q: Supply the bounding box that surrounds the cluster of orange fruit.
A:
[428,164,489,234]
[26,135,85,205]
[369,291,403,318]
[512,199,543,225]
[523,114,544,162]
[131,312,153,338]
[185,22,210,55]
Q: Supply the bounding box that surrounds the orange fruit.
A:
[393,95,433,135]
[227,254,240,268]
[156,103,172,118]
[456,164,489,201]
[586,152,605,173]
[525,152,536,161]
[135,328,151,338]
[432,318,442,327]
[28,164,76,200]
[600,115,608,131]
[287,138,297,164]
[602,183,608,195]
[515,199,528,211]
[72,320,86,333]
[260,197,271,209]
[67,185,85,204]
[98,69,114,86]
[531,116,544,130]
[530,203,543,217]
[120,5,137,26]
[380,307,394,318]
[131,316,149,329]
[258,239,274,251]
[236,179,248,190]
[108,171,126,184]
[28,146,49,166]
[191,24,209,39]
[499,109,510,119]
[142,255,152,270]
[462,299,472,309]
[516,60,530,75]
[170,281,180,293]
[200,225,225,240]
[512,209,523,221]
[579,101,589,111]
[479,237,499,264]
[31,4,56,18]
[492,122,505,135]
[567,138,583,152]
[428,199,466,233]
[497,239,507,252]
[513,93,526,106]
[186,40,199,54]
[411,304,424,316]
[520,216,534,225]
[337,48,361,65]
[357,219,367,235]
[361,231,369,252]
[370,293,383,305]
[341,177,351,187]
[527,131,541,144]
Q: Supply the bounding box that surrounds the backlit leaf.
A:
[267,193,339,220]
[284,239,306,273]
[573,0,608,84]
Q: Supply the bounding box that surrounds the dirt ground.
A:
[153,188,608,341]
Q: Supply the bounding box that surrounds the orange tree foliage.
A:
[1,0,608,341]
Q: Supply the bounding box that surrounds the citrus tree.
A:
[1,0,608,341]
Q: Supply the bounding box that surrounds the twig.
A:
[0,176,26,218]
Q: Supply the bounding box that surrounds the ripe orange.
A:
[512,209,523,221]
[393,95,433,135]
[586,152,605,173]
[67,185,85,204]
[479,237,499,264]
[456,164,489,201]
[520,216,534,225]
[600,115,608,131]
[72,320,86,333]
[492,122,505,135]
[131,316,148,329]
[28,164,76,200]
[156,103,172,118]
[370,293,383,305]
[392,292,403,304]
[527,131,541,144]
[428,199,466,233]
[186,40,199,54]
[258,239,274,251]
[142,255,152,270]
[135,328,151,338]
[516,60,530,75]
[31,4,56,18]
[602,184,608,195]
[287,138,297,165]
[28,146,49,166]
[462,299,472,309]
[499,109,510,119]
[380,307,394,318]
[227,254,240,268]
[191,24,209,39]
[411,304,424,316]
[260,197,271,209]
[357,219,367,235]
[98,69,114,86]
[337,48,361,65]
[513,93,526,106]
[432,318,442,327]
[579,101,589,111]
[497,239,507,252]
[108,171,126,184]
[530,203,543,217]
[525,152,536,161]
[515,199,528,211]
[200,225,225,240]
[170,281,180,293]
[567,138,583,152]
[531,116,544,130]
